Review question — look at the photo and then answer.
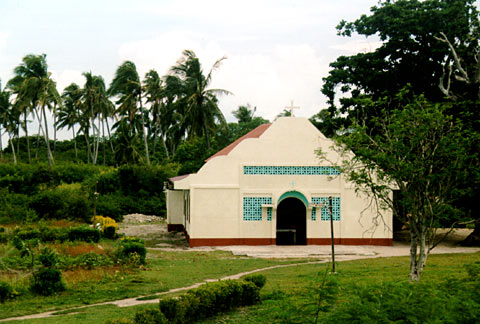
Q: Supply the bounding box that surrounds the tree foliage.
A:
[327,90,471,281]
[319,0,480,135]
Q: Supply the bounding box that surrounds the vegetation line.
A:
[0,259,330,322]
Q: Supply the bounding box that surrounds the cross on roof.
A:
[285,100,300,117]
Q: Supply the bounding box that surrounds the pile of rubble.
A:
[121,214,162,224]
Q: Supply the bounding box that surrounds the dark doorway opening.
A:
[276,197,307,245]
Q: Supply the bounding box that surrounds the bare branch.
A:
[434,32,470,83]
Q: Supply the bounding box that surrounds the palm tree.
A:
[0,81,10,161]
[232,104,256,123]
[143,69,169,158]
[0,83,19,164]
[7,54,60,168]
[167,50,231,150]
[109,61,150,165]
[57,83,82,161]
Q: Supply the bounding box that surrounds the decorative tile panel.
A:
[311,197,341,221]
[243,197,272,221]
[243,166,340,175]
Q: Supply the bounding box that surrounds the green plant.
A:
[159,298,183,323]
[119,242,147,265]
[243,274,267,288]
[0,281,13,303]
[133,308,167,324]
[68,226,101,243]
[30,268,65,296]
[103,225,117,240]
[38,247,58,268]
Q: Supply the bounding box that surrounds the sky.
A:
[0,0,383,143]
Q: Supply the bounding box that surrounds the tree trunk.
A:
[16,127,20,163]
[41,104,54,169]
[9,136,17,164]
[53,103,57,157]
[0,125,3,160]
[409,229,427,282]
[105,117,115,154]
[24,112,31,163]
[102,118,106,165]
[139,99,150,165]
[72,126,78,162]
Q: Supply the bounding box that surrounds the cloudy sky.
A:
[0,0,382,142]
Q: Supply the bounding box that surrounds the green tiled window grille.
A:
[243,197,272,221]
[311,197,341,221]
[243,166,340,175]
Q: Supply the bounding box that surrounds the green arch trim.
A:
[278,191,309,207]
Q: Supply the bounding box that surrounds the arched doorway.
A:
[276,197,307,245]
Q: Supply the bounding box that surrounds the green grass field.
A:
[2,251,479,324]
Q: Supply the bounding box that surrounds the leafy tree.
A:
[320,0,480,245]
[166,50,231,150]
[324,90,471,281]
[320,0,479,135]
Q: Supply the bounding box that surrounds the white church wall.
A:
[189,187,239,238]
[166,190,185,230]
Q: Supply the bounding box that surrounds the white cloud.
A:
[117,32,330,122]
[0,32,9,50]
[330,39,383,54]
[50,69,85,93]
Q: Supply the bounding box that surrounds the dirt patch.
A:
[118,215,188,249]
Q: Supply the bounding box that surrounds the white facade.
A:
[166,117,392,247]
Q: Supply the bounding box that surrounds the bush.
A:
[0,281,12,303]
[157,279,263,324]
[119,242,147,265]
[29,186,91,222]
[30,268,65,296]
[103,225,117,239]
[159,298,183,324]
[243,274,267,288]
[134,308,167,324]
[67,226,100,243]
[38,247,58,268]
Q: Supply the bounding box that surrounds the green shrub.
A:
[38,247,58,267]
[159,298,183,323]
[67,226,100,243]
[240,280,261,306]
[30,268,65,296]
[0,189,37,224]
[54,163,100,184]
[119,242,147,265]
[157,279,263,324]
[29,186,91,222]
[103,225,117,240]
[243,274,267,288]
[0,281,12,303]
[134,308,167,324]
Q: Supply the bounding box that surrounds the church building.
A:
[166,116,392,247]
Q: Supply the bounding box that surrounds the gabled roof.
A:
[169,174,192,182]
[205,123,272,162]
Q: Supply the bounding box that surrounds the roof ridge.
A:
[205,123,272,162]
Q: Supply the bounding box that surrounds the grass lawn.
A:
[0,248,307,320]
[3,252,479,324]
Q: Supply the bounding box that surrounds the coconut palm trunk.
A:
[23,112,31,163]
[139,97,150,165]
[40,103,54,168]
